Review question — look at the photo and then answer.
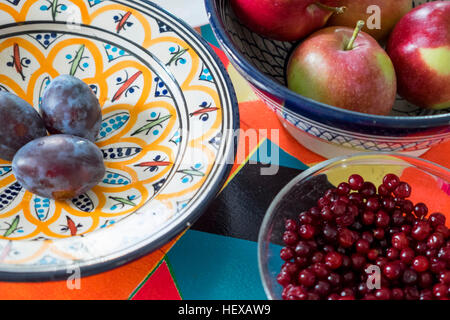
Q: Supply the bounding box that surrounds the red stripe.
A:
[112,70,142,102]
[191,107,219,116]
[131,260,181,300]
[117,11,132,33]
[136,161,171,167]
[66,216,77,236]
[13,43,23,77]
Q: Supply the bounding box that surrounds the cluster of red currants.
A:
[278,173,450,300]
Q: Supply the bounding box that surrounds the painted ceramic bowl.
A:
[0,0,238,280]
[258,153,450,299]
[206,0,450,159]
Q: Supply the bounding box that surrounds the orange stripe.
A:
[0,233,183,300]
[421,140,450,170]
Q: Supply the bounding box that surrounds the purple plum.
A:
[12,134,105,200]
[0,91,47,161]
[40,75,102,141]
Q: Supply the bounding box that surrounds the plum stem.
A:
[314,2,346,14]
[346,20,365,51]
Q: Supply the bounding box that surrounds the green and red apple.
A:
[387,1,450,110]
[231,0,346,42]
[327,0,412,41]
[287,21,397,115]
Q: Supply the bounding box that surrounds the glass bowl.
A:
[258,153,450,299]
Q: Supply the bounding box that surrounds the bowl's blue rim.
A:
[0,0,239,282]
[205,0,450,130]
[257,152,450,299]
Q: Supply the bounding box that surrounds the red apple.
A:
[231,0,346,42]
[387,1,450,110]
[327,0,412,41]
[287,21,397,115]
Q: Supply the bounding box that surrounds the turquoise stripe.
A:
[166,230,267,300]
[200,25,220,48]
[250,139,308,170]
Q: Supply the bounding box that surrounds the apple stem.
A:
[314,2,346,15]
[345,20,365,51]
